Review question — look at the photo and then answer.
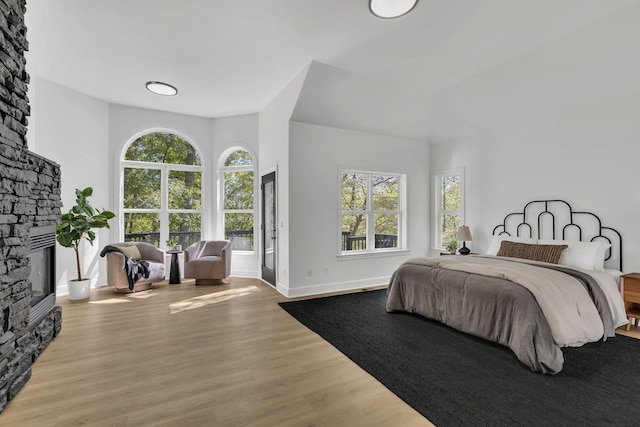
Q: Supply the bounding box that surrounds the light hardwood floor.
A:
[1,278,432,427]
[4,278,639,426]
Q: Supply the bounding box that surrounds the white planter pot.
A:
[68,278,91,300]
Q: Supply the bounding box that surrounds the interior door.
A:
[261,172,276,286]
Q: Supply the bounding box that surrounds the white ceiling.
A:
[25,0,640,140]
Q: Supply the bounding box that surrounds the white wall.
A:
[259,64,309,293]
[28,77,110,294]
[428,1,640,273]
[430,107,640,272]
[291,61,430,141]
[287,121,430,297]
[211,113,259,277]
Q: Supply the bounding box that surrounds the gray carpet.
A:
[279,289,640,426]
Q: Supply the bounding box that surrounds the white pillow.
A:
[487,235,537,256]
[538,239,610,271]
[593,242,612,271]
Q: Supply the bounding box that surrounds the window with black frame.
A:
[340,170,404,254]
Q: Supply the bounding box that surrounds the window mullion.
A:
[160,164,169,247]
[367,173,373,251]
[122,160,163,170]
[223,165,252,173]
[222,209,253,214]
[342,210,366,215]
[122,209,161,213]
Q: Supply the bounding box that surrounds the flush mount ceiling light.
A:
[145,81,178,96]
[369,0,418,19]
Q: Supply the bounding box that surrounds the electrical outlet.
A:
[323,266,329,275]
[307,268,313,277]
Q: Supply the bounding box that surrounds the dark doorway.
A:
[261,171,276,286]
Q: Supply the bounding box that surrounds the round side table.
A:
[166,250,183,284]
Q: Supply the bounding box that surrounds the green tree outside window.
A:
[122,132,202,248]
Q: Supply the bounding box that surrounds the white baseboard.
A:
[56,284,68,297]
[56,273,378,299]
[56,276,107,296]
[277,276,390,298]
[230,270,259,279]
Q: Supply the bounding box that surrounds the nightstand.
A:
[621,273,640,331]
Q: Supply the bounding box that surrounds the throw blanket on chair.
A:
[100,245,151,291]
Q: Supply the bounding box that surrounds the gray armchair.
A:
[183,240,232,285]
[105,242,166,293]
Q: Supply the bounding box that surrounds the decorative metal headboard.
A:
[492,199,623,271]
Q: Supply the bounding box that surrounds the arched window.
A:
[121,132,203,248]
[220,149,255,251]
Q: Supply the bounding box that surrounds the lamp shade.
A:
[370,0,418,19]
[457,225,472,242]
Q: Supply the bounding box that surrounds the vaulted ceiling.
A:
[25,0,640,141]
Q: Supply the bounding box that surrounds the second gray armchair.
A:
[183,240,232,285]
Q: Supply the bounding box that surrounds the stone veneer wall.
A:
[0,0,62,412]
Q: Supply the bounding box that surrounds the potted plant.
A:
[445,240,458,254]
[166,237,179,250]
[56,187,115,300]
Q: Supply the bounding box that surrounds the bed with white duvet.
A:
[386,200,627,374]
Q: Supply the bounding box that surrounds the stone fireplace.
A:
[0,0,63,412]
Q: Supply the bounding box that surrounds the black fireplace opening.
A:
[28,224,56,326]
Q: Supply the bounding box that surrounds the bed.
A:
[386,200,628,374]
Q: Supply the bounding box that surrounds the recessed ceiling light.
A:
[146,81,178,96]
[370,0,418,19]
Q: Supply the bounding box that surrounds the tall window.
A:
[221,149,255,251]
[434,169,464,250]
[340,170,405,254]
[121,132,202,248]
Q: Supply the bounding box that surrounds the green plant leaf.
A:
[56,233,74,248]
[57,187,115,280]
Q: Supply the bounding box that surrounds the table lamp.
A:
[457,225,472,255]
